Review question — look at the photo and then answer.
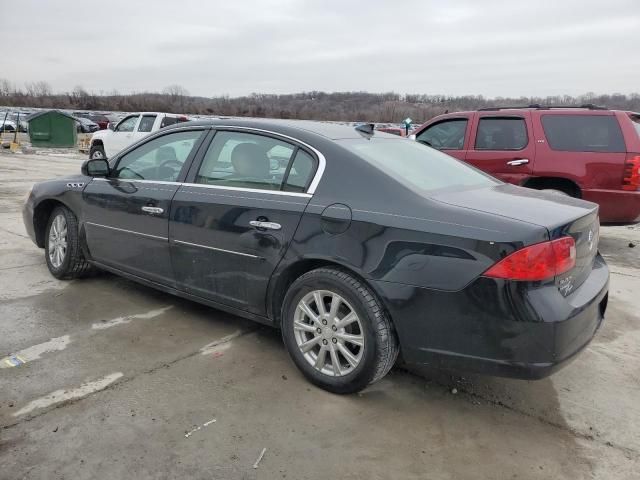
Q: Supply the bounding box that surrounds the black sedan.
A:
[22,119,609,393]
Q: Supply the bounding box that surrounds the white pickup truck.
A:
[89,112,189,159]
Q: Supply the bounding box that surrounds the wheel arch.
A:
[32,198,74,248]
[267,257,393,329]
[522,176,582,198]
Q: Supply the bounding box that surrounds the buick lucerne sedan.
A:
[23,119,609,393]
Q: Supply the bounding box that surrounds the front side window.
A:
[340,138,498,194]
[196,131,299,191]
[475,117,528,150]
[114,130,203,182]
[138,115,157,132]
[417,119,467,150]
[541,115,626,152]
[115,115,139,133]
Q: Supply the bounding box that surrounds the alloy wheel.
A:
[48,214,68,268]
[293,290,364,377]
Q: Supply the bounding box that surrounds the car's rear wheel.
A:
[281,267,399,394]
[45,206,93,279]
[89,145,106,160]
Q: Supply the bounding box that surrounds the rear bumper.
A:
[583,188,640,224]
[373,254,609,379]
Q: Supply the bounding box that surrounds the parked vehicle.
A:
[0,119,17,132]
[75,116,100,133]
[74,112,111,130]
[88,112,189,160]
[23,119,609,394]
[376,126,405,136]
[412,105,640,224]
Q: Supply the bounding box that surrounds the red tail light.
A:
[484,237,576,281]
[622,154,640,191]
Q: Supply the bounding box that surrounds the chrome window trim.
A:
[85,222,167,241]
[173,239,260,259]
[206,125,326,194]
[92,177,311,197]
[181,182,311,198]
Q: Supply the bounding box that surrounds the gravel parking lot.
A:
[1,152,639,479]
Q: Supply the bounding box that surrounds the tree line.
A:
[1,79,639,123]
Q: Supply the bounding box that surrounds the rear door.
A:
[131,114,158,143]
[170,128,318,315]
[465,113,535,184]
[414,115,473,161]
[83,127,207,285]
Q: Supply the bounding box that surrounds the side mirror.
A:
[108,122,115,131]
[82,159,110,177]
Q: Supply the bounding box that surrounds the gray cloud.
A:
[4,0,639,96]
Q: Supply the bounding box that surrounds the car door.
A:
[414,116,473,161]
[105,114,140,157]
[170,128,318,315]
[131,114,158,143]
[465,113,535,184]
[82,127,207,285]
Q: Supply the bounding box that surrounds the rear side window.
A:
[340,138,498,194]
[541,115,625,152]
[283,150,316,192]
[138,115,156,132]
[475,117,528,150]
[417,119,467,150]
[628,114,640,137]
[160,116,177,129]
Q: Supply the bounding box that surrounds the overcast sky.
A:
[4,0,639,97]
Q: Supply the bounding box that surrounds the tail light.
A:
[622,154,640,191]
[484,237,576,281]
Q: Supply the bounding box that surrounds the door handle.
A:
[249,220,281,230]
[507,159,529,166]
[141,206,164,214]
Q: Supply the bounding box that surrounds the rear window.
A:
[339,138,498,193]
[541,115,625,152]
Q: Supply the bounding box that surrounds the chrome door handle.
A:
[249,220,281,230]
[141,206,164,214]
[507,159,529,166]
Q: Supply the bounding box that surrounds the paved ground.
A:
[0,151,638,480]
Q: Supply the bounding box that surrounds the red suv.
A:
[412,105,640,223]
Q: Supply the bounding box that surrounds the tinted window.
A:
[160,116,177,128]
[541,115,625,152]
[631,115,640,137]
[475,117,528,150]
[284,150,316,192]
[196,131,296,190]
[114,130,203,182]
[340,138,498,193]
[115,116,138,132]
[138,115,156,132]
[417,119,467,149]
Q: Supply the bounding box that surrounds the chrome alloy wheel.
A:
[293,290,365,377]
[48,214,68,268]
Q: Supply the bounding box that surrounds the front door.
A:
[170,129,318,315]
[106,114,140,157]
[465,113,535,184]
[82,128,206,285]
[414,116,472,161]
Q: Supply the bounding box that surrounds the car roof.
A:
[168,118,396,140]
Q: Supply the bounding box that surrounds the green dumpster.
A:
[27,110,77,148]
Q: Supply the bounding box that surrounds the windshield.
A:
[339,138,499,194]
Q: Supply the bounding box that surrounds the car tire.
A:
[281,267,399,394]
[89,145,106,160]
[45,206,93,280]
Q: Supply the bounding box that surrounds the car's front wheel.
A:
[281,267,399,394]
[89,144,106,160]
[45,206,93,279]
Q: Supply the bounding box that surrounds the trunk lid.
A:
[432,183,600,294]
